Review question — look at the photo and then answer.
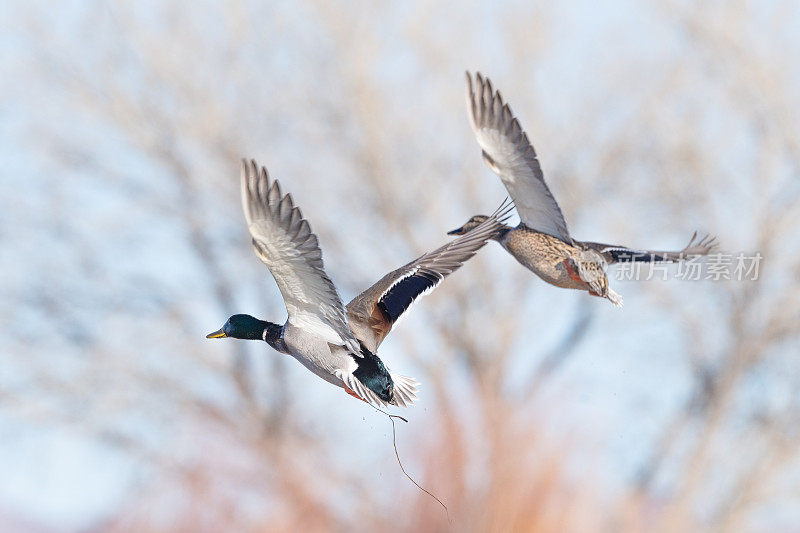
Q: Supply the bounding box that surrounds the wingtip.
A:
[701,233,719,252]
[682,231,719,256]
[491,196,515,224]
[241,158,266,191]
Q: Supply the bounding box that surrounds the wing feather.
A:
[241,159,360,353]
[466,71,572,243]
[347,199,514,352]
[580,232,719,264]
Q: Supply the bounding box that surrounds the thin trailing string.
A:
[367,403,451,524]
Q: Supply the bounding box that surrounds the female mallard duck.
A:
[448,72,717,306]
[208,160,512,407]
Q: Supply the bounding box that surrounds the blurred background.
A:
[2,0,799,531]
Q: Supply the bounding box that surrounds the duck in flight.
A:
[207,160,512,407]
[448,72,717,306]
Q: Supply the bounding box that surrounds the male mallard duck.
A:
[208,160,512,407]
[448,72,717,306]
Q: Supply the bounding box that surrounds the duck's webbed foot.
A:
[563,258,584,283]
[344,383,367,402]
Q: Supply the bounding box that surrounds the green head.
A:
[206,314,272,341]
[447,215,490,236]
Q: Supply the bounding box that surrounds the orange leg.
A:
[564,259,602,297]
[563,259,584,283]
[343,383,366,402]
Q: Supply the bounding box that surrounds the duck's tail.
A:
[606,288,624,307]
[390,373,420,408]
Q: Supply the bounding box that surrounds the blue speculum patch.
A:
[378,272,439,323]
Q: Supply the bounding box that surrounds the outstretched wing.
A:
[466,71,572,243]
[241,159,360,353]
[347,199,514,353]
[580,232,719,265]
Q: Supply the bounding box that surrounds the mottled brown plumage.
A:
[449,73,718,306]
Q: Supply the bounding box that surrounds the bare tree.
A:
[2,1,799,531]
